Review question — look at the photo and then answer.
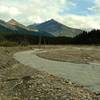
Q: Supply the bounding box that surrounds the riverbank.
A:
[0,46,100,100]
[37,46,100,64]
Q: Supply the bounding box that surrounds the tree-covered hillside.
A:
[73,30,100,44]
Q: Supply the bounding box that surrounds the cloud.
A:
[24,0,100,29]
[19,0,76,24]
[0,5,21,16]
[88,0,100,14]
[0,0,100,30]
[60,14,100,29]
[0,0,76,24]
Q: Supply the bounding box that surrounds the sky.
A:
[0,0,100,30]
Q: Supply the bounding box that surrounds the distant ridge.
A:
[0,19,53,37]
[28,19,83,37]
[0,19,16,30]
[7,19,27,30]
[0,18,83,38]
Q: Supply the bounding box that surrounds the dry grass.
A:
[37,45,100,64]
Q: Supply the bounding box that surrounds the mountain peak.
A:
[40,19,59,26]
[7,19,19,26]
[7,19,26,29]
[47,19,58,23]
[10,19,16,22]
[49,19,56,21]
[28,19,82,37]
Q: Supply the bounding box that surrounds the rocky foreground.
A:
[0,46,100,100]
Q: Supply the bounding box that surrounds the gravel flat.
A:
[14,49,100,93]
[1,47,99,100]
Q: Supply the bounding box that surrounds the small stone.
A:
[42,84,46,87]
[35,97,39,100]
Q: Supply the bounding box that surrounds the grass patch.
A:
[0,41,18,47]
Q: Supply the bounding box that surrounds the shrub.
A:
[0,41,18,47]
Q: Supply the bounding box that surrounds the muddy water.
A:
[14,50,100,92]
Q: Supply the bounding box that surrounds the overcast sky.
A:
[0,0,100,29]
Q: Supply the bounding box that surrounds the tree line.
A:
[72,29,100,44]
[0,29,100,46]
